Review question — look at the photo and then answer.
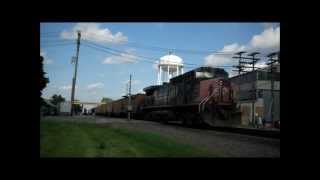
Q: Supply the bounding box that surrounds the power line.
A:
[82,42,237,70]
[40,32,278,58]
[83,40,212,67]
[83,40,164,62]
[40,31,61,35]
[123,40,265,56]
[41,37,272,70]
[39,35,224,55]
[40,39,74,43]
[82,40,276,69]
[41,42,75,48]
[82,43,195,67]
[40,39,245,70]
[123,41,229,55]
[82,42,211,69]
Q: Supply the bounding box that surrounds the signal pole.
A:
[128,74,132,121]
[70,31,81,116]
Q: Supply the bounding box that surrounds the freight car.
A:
[95,93,146,119]
[142,67,239,127]
[95,103,107,116]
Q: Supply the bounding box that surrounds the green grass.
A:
[40,119,219,157]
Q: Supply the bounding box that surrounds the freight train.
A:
[95,94,146,119]
[95,67,240,127]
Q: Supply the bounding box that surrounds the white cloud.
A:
[239,61,269,74]
[43,59,53,64]
[40,50,53,64]
[122,79,141,85]
[249,26,280,50]
[220,43,246,53]
[101,51,138,64]
[61,23,128,44]
[87,82,104,90]
[203,26,280,69]
[60,85,77,90]
[204,43,245,67]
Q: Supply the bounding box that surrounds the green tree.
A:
[101,97,113,103]
[50,94,66,106]
[40,56,49,101]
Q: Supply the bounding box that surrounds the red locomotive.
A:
[142,67,238,127]
[95,67,239,127]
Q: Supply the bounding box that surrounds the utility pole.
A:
[128,74,132,121]
[233,51,261,126]
[232,51,247,75]
[247,52,260,126]
[267,51,279,127]
[70,31,81,116]
[247,52,260,71]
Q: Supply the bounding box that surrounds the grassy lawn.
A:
[40,118,219,157]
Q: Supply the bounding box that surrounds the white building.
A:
[157,52,184,85]
[59,101,71,115]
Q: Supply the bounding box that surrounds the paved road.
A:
[43,115,280,157]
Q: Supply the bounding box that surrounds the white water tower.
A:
[157,52,184,85]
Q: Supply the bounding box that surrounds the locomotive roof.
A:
[143,85,162,94]
[170,66,228,83]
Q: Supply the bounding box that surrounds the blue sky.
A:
[40,22,280,102]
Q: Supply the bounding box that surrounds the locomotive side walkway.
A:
[42,115,280,157]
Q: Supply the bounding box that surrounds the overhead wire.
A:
[81,41,234,69]
[82,43,197,68]
[41,42,75,48]
[82,40,234,68]
[40,35,277,69]
[124,41,237,55]
[40,33,278,57]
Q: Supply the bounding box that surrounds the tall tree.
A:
[40,56,49,101]
[50,94,66,106]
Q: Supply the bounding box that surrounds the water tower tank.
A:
[157,52,184,85]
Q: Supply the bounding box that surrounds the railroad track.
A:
[162,121,280,139]
[94,115,280,139]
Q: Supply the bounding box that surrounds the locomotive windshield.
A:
[195,67,228,79]
[195,71,214,78]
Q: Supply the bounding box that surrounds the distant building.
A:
[230,63,280,128]
[59,101,100,115]
[59,101,72,115]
